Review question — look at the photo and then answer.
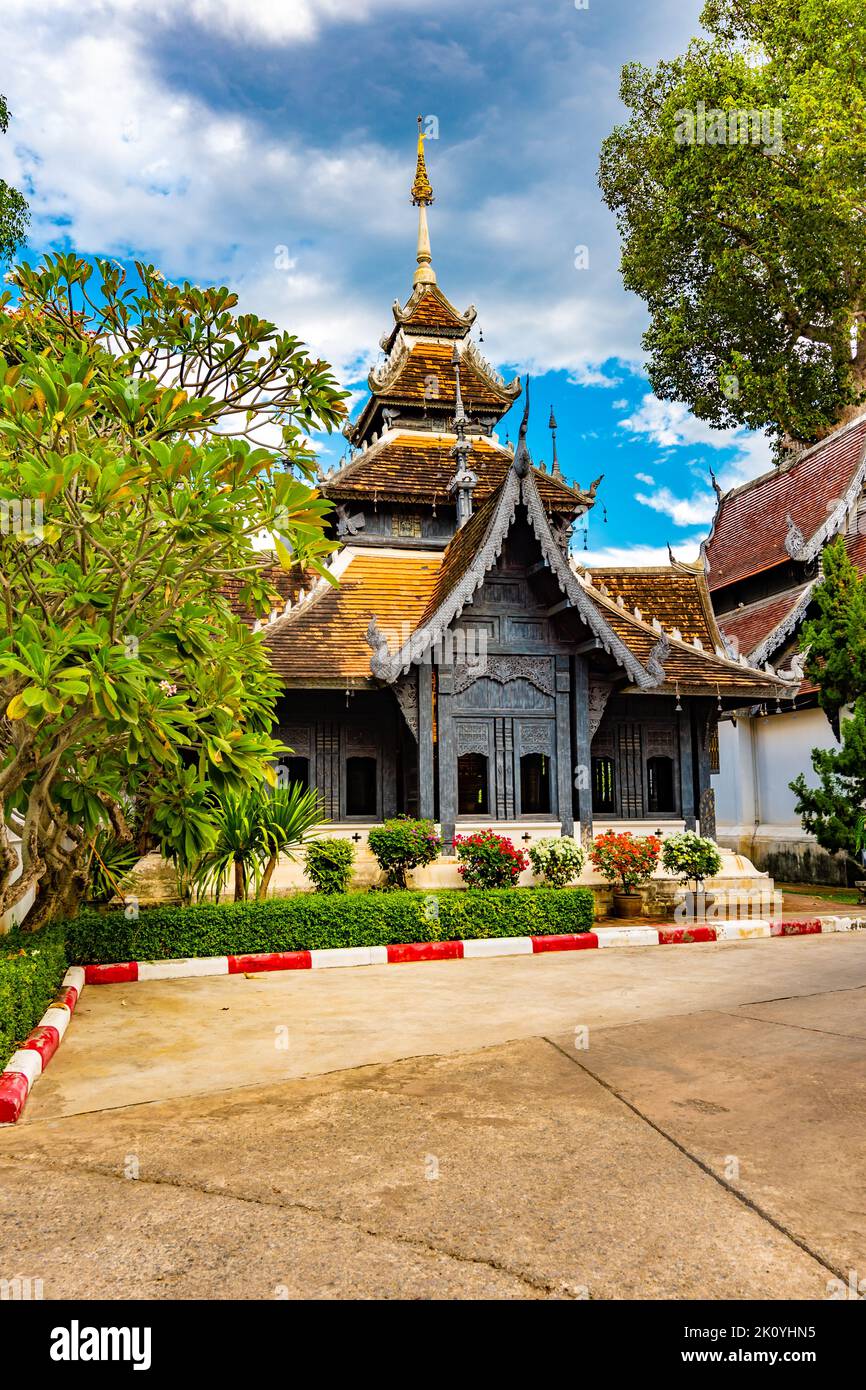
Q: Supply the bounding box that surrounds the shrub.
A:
[61,887,595,964]
[590,831,661,893]
[453,831,528,889]
[367,818,441,888]
[528,836,585,889]
[0,923,68,1068]
[86,830,140,905]
[661,832,723,892]
[303,838,355,895]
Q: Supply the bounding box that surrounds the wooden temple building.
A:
[259,125,783,853]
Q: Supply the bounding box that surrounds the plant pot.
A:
[613,891,643,919]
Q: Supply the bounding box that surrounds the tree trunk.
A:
[257,853,278,901]
[234,858,246,902]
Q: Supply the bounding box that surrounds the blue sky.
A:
[0,0,774,565]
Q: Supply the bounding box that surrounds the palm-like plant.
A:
[257,783,324,900]
[193,783,324,902]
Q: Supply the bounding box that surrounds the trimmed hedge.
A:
[64,887,595,964]
[0,923,68,1068]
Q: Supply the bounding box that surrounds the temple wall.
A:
[713,708,849,884]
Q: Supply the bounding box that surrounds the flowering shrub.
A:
[590,831,661,893]
[528,836,585,889]
[661,832,722,892]
[454,831,528,889]
[367,818,442,889]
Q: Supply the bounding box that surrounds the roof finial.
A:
[411,115,436,288]
[513,379,531,478]
[548,404,561,479]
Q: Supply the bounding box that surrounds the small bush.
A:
[590,831,661,892]
[0,923,68,1068]
[453,831,528,889]
[62,887,595,964]
[303,838,355,895]
[367,818,441,888]
[528,836,585,889]
[661,832,723,892]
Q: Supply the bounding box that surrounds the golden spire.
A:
[411,114,434,206]
[411,115,436,287]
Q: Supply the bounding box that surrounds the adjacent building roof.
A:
[320,430,589,512]
[703,412,866,592]
[716,583,814,665]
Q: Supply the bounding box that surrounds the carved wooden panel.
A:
[455,720,491,756]
[645,727,676,758]
[494,718,515,818]
[518,720,554,754]
[280,724,311,756]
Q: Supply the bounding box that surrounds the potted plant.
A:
[590,830,662,917]
[661,831,723,914]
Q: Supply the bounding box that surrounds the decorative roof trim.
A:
[745,581,816,666]
[368,469,521,681]
[797,454,866,561]
[519,471,654,688]
[390,284,477,333]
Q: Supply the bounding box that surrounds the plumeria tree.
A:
[0,253,346,928]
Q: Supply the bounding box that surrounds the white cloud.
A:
[581,539,703,568]
[634,471,655,485]
[634,485,716,528]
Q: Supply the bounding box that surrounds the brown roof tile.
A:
[264,551,443,685]
[587,566,718,650]
[322,432,585,511]
[370,341,517,413]
[221,562,305,626]
[583,585,782,696]
[704,415,866,591]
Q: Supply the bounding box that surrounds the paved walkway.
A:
[2,933,864,1298]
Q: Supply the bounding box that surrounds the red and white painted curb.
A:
[81,915,863,988]
[2,916,860,1125]
[0,966,86,1125]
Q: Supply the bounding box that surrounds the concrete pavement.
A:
[1,932,864,1299]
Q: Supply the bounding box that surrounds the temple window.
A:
[346,756,377,817]
[284,756,309,791]
[647,755,675,814]
[520,753,550,815]
[591,755,616,814]
[457,753,489,815]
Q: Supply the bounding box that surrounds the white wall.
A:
[713,706,846,881]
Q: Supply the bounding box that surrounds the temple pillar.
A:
[436,665,456,849]
[555,657,574,836]
[417,664,435,821]
[572,656,593,848]
[696,703,718,840]
[678,705,696,831]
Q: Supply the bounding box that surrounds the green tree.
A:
[791,700,866,860]
[0,96,29,264]
[599,0,866,449]
[800,536,866,732]
[0,253,346,928]
[789,535,866,858]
